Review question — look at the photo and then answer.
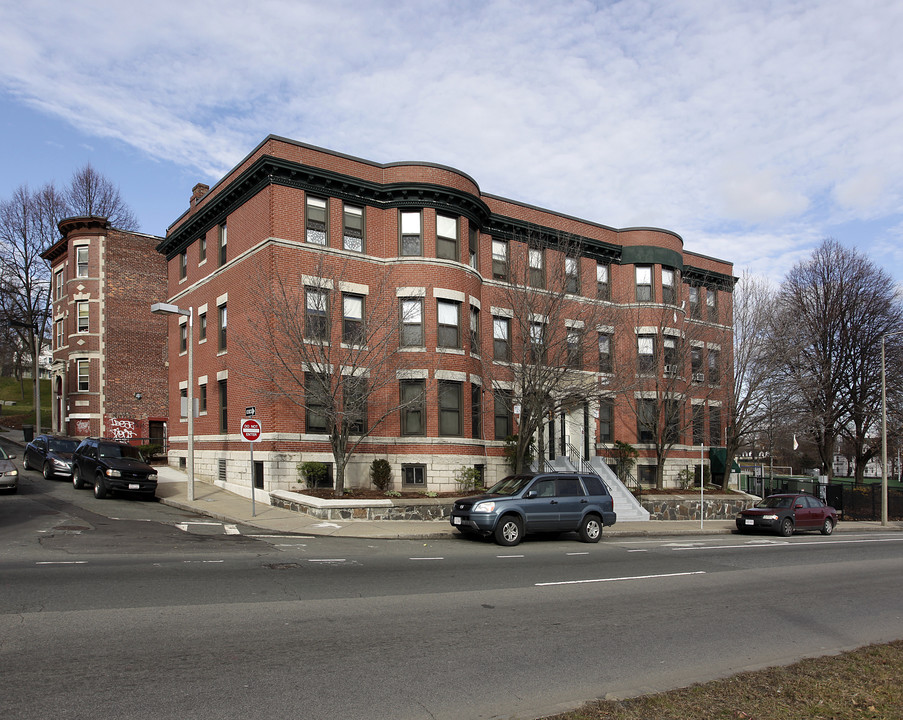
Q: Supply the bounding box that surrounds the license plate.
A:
[745,519,754,525]
[453,516,462,525]
[129,483,140,490]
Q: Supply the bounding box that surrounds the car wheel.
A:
[73,467,85,489]
[779,517,794,537]
[23,455,31,471]
[578,514,603,543]
[42,463,54,481]
[494,515,523,547]
[93,475,108,499]
[820,518,834,536]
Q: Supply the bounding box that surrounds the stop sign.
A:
[240,418,262,442]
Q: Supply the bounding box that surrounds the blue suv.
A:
[450,472,617,546]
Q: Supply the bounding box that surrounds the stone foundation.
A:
[640,494,754,520]
[270,490,453,521]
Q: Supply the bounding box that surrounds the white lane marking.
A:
[36,561,87,565]
[536,570,706,587]
[566,552,589,556]
[497,554,525,558]
[224,524,240,535]
[409,557,444,561]
[309,559,346,563]
[249,534,316,539]
[673,536,903,551]
[628,549,648,553]
[312,522,342,529]
[182,560,224,564]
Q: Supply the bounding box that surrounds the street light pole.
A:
[151,302,194,502]
[881,330,903,527]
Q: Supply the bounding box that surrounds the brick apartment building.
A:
[157,135,734,496]
[42,216,169,444]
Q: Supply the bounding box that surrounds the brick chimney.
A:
[191,183,210,207]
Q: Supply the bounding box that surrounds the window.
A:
[493,316,510,361]
[693,404,705,445]
[400,210,422,256]
[565,256,579,293]
[199,236,206,263]
[637,334,655,373]
[662,268,676,305]
[343,204,364,252]
[218,304,227,351]
[567,327,582,368]
[598,333,612,373]
[492,239,508,280]
[216,379,227,432]
[437,299,460,349]
[663,336,678,370]
[708,349,721,384]
[597,262,610,300]
[691,346,703,375]
[469,305,480,355]
[343,294,364,344]
[471,383,482,439]
[179,250,187,280]
[77,301,89,333]
[400,298,423,347]
[218,222,227,266]
[199,383,208,414]
[306,196,328,245]
[529,321,545,363]
[468,223,479,269]
[438,381,462,436]
[198,311,207,341]
[305,373,328,433]
[76,247,88,277]
[55,320,64,350]
[688,285,701,319]
[635,266,652,302]
[77,359,89,391]
[179,323,187,353]
[400,380,425,435]
[599,398,613,443]
[529,247,544,288]
[494,391,513,440]
[709,405,722,446]
[180,387,187,416]
[637,398,656,442]
[343,376,367,433]
[664,399,681,443]
[54,270,64,300]
[707,289,718,322]
[305,287,329,341]
[402,464,426,487]
[436,214,458,261]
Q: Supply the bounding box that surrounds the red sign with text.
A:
[240,418,262,442]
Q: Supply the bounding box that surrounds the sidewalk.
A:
[5,426,902,539]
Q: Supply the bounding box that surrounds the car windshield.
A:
[485,475,535,496]
[98,443,144,461]
[757,496,794,509]
[49,438,79,453]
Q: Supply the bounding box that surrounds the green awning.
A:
[709,447,741,474]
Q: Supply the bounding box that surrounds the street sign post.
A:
[240,419,262,515]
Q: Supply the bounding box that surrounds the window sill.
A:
[437,347,465,355]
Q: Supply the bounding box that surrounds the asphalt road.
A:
[3,440,903,720]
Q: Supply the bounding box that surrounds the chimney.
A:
[191,183,210,207]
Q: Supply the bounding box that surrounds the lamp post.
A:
[151,302,194,502]
[880,330,903,526]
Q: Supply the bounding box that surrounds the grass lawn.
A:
[0,376,52,428]
[545,640,903,720]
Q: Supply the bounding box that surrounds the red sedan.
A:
[736,493,837,537]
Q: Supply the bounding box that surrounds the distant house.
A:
[41,216,169,445]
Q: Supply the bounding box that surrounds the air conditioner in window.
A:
[692,372,705,383]
[664,364,678,375]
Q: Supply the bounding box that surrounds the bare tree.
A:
[481,232,610,474]
[0,183,68,432]
[719,272,778,490]
[773,240,903,480]
[238,251,420,497]
[65,164,139,230]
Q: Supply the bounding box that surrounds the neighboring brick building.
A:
[157,135,734,495]
[42,216,169,445]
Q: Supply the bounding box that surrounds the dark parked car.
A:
[736,493,837,537]
[23,434,79,480]
[450,472,617,546]
[0,446,19,493]
[72,438,158,500]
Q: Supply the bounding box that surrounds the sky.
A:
[1,0,902,287]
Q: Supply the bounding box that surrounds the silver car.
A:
[0,446,19,493]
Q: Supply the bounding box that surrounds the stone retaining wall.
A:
[640,494,754,521]
[270,490,453,521]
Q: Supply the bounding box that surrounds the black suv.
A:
[450,472,617,546]
[72,438,158,500]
